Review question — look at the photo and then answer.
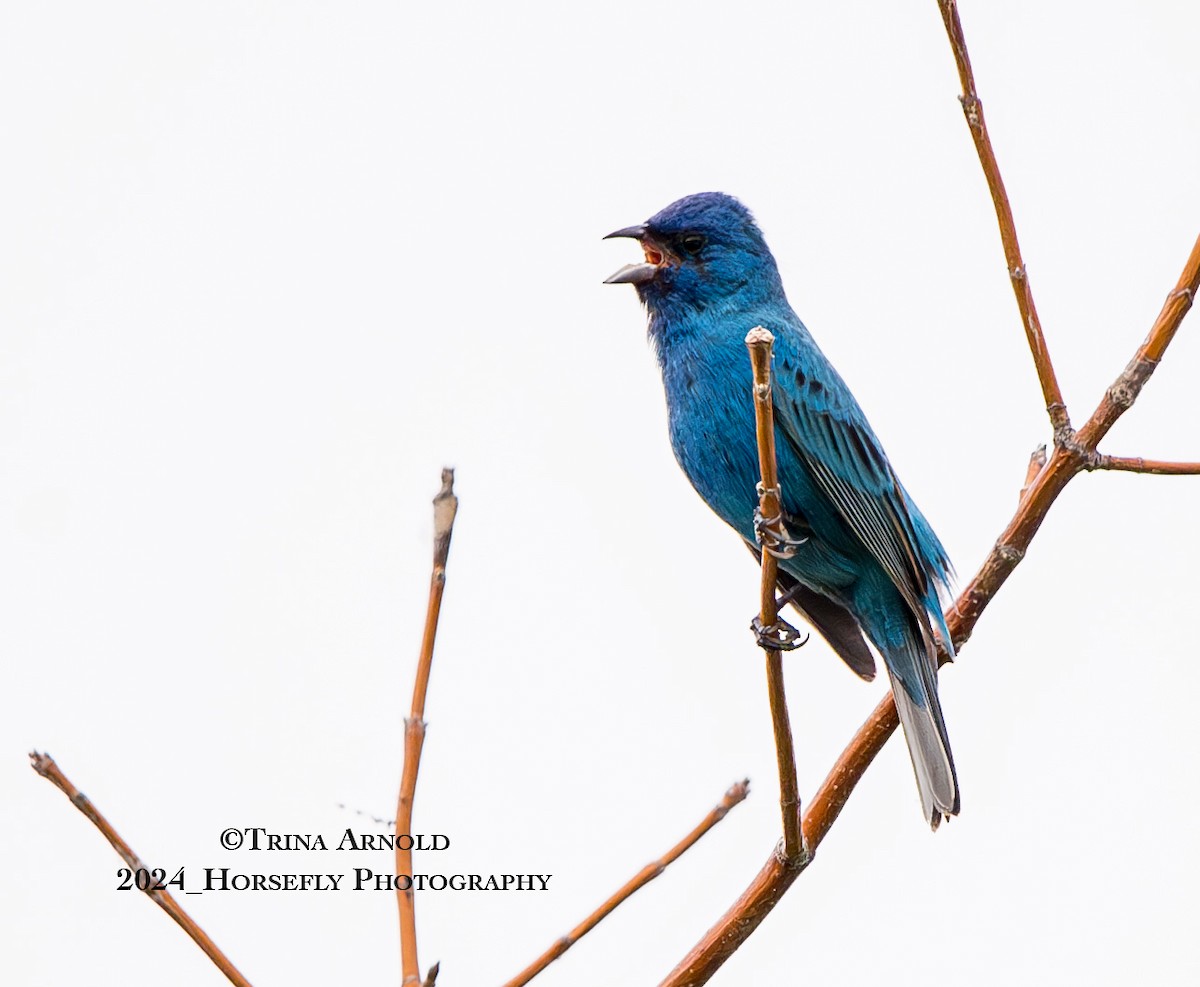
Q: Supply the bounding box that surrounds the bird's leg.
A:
[751,493,811,649]
[753,495,810,561]
[750,615,809,652]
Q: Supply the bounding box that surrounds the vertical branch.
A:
[745,327,805,864]
[396,469,459,986]
[937,0,1070,439]
[764,650,801,859]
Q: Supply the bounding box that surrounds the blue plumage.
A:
[606,192,959,827]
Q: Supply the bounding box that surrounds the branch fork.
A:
[658,8,1200,984]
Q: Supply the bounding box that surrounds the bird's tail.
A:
[873,605,959,829]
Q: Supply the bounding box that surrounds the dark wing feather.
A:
[772,365,940,618]
[778,571,877,681]
[747,543,876,681]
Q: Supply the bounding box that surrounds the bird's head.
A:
[604,192,783,318]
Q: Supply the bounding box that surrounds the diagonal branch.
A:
[396,469,459,987]
[937,0,1070,439]
[29,752,252,987]
[498,780,750,987]
[1073,235,1200,452]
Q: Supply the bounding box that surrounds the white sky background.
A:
[4,2,1200,984]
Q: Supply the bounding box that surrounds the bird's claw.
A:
[751,616,809,651]
[754,506,809,560]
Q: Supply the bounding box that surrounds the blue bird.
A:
[605,192,958,828]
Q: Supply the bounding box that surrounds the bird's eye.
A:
[678,233,706,256]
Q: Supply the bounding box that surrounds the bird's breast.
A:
[662,350,763,540]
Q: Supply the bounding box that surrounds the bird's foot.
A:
[753,505,809,560]
[751,616,809,651]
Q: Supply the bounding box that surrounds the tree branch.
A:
[396,469,458,987]
[29,752,252,987]
[499,780,750,987]
[1073,239,1200,451]
[745,326,806,863]
[1086,455,1200,476]
[937,0,1070,440]
[1019,445,1048,499]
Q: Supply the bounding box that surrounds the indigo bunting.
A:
[605,193,958,828]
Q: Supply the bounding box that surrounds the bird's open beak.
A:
[604,223,661,285]
[604,262,658,285]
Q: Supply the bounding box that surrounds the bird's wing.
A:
[771,357,945,619]
[777,569,879,681]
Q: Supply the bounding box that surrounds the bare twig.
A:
[1020,445,1048,500]
[744,327,806,863]
[945,244,1200,656]
[937,0,1070,440]
[657,226,1200,987]
[1086,455,1200,476]
[499,780,750,987]
[396,469,459,986]
[1073,242,1200,453]
[29,752,251,987]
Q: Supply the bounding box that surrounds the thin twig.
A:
[1020,445,1048,500]
[396,469,459,986]
[28,752,251,987]
[1086,455,1200,475]
[499,780,750,987]
[937,0,1070,440]
[1073,243,1200,452]
[657,227,1200,987]
[744,327,805,863]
